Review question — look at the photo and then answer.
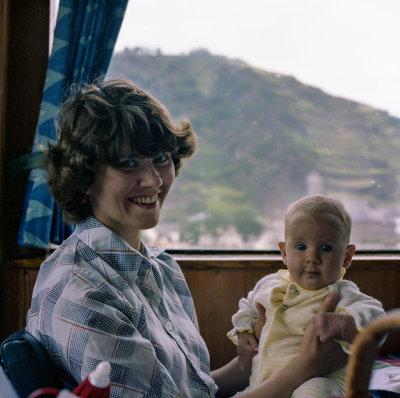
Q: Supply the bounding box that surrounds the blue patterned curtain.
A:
[17,0,129,248]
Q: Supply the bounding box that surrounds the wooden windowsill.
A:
[4,252,400,270]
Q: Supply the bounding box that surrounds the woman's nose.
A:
[139,165,162,187]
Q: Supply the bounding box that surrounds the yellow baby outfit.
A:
[228,269,385,397]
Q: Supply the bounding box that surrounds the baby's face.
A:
[279,214,353,290]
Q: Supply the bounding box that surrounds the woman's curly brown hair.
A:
[45,79,197,225]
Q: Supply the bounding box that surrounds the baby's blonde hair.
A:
[285,194,352,244]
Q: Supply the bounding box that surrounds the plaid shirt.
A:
[27,216,216,397]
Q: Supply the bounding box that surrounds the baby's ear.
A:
[278,241,287,265]
[343,244,356,269]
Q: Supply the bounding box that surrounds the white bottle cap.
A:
[57,389,79,397]
[88,361,111,388]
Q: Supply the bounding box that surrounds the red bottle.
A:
[73,362,111,398]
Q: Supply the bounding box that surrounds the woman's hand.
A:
[295,291,348,377]
[312,312,358,343]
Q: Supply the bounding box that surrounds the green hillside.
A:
[108,48,400,243]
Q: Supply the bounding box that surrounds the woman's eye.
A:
[153,154,169,163]
[296,244,306,250]
[119,159,137,168]
[321,245,332,252]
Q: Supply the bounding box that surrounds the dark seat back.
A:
[0,328,76,398]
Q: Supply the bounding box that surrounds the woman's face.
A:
[87,149,175,248]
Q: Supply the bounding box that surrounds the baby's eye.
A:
[296,244,306,251]
[118,159,137,168]
[321,245,332,252]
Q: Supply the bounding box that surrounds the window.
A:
[108,0,400,250]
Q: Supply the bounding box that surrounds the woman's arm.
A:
[212,292,348,398]
[211,356,252,398]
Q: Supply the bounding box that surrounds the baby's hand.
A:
[312,313,358,343]
[237,331,259,371]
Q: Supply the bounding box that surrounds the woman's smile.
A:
[129,193,160,205]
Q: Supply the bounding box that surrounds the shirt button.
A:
[289,285,299,294]
[165,320,174,331]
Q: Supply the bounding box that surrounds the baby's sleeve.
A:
[334,281,386,353]
[227,274,272,345]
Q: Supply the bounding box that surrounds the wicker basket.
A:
[344,312,400,398]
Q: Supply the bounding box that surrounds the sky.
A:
[114,0,400,118]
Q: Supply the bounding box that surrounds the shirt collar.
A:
[75,216,166,259]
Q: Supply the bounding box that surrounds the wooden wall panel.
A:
[179,256,400,369]
[3,256,399,372]
[345,263,400,356]
[0,0,8,261]
[0,0,49,340]
[182,266,278,370]
[0,266,38,338]
[0,0,49,257]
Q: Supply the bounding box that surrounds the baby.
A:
[228,194,385,397]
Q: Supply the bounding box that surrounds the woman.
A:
[26,79,346,397]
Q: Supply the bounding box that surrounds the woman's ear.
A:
[343,244,356,269]
[278,241,287,265]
